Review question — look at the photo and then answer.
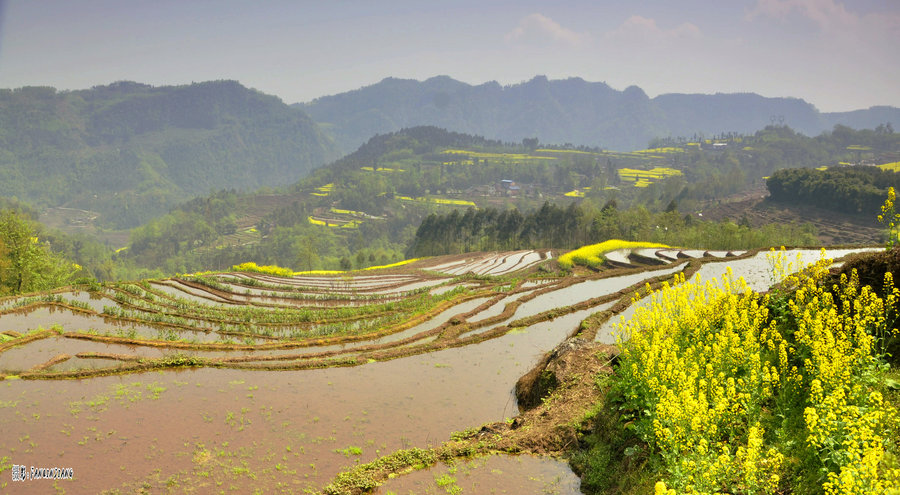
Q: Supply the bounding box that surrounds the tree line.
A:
[407,200,817,257]
[766,166,898,215]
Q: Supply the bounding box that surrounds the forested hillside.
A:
[761,124,900,214]
[5,119,892,279]
[0,80,338,228]
[118,124,895,274]
[767,167,900,215]
[302,75,900,153]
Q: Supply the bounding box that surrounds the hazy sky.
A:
[0,0,897,112]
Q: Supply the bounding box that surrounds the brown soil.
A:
[481,341,617,454]
[703,197,883,245]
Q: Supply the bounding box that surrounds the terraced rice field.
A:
[0,246,877,493]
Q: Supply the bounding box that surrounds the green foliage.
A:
[0,81,338,228]
[409,201,816,258]
[107,124,889,276]
[335,446,363,457]
[323,447,437,495]
[0,210,80,295]
[767,166,899,215]
[159,354,203,367]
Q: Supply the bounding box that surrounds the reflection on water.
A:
[0,302,593,493]
[514,264,684,321]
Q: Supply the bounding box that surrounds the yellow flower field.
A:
[231,262,293,277]
[440,149,553,162]
[311,183,334,197]
[618,167,682,187]
[361,166,405,172]
[613,249,900,493]
[558,239,668,269]
[308,216,361,229]
[396,196,475,207]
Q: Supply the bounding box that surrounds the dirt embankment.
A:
[458,339,618,456]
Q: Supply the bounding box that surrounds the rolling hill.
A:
[119,122,900,274]
[0,80,339,228]
[301,75,900,153]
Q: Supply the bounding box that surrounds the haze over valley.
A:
[1,1,899,493]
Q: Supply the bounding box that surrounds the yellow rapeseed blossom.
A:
[614,249,900,494]
[559,239,669,269]
[878,187,900,248]
[231,262,293,277]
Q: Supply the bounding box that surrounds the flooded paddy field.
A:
[0,247,872,493]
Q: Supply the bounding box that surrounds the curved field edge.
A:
[318,247,900,495]
[318,262,709,495]
[1,258,694,380]
[0,245,842,380]
[1,246,892,493]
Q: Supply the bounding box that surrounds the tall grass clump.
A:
[559,240,668,270]
[606,251,900,494]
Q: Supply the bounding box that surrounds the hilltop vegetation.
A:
[117,124,900,275]
[1,78,896,280]
[768,166,900,216]
[0,81,338,228]
[302,75,900,152]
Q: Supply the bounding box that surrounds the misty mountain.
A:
[301,75,900,152]
[0,80,338,228]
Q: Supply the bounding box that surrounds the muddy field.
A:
[0,247,875,493]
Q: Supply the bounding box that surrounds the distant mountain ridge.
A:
[0,80,338,228]
[301,75,900,152]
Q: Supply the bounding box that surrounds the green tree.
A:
[0,210,78,294]
[294,235,321,271]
